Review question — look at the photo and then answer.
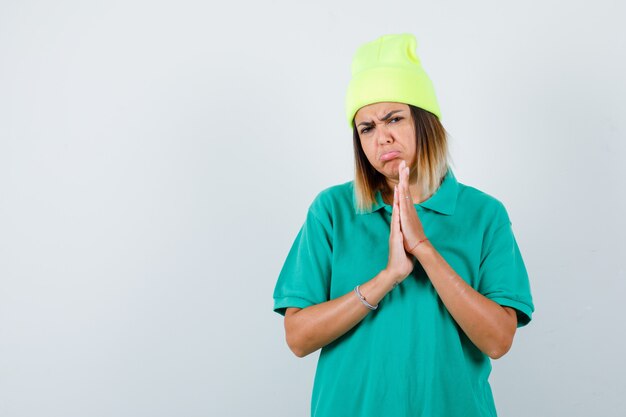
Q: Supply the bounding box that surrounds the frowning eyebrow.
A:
[357,110,404,127]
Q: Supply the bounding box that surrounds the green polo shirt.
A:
[272,167,535,417]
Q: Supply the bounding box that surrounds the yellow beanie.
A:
[345,33,441,129]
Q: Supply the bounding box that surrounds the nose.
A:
[376,124,394,145]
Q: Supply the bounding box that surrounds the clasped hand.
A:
[385,160,429,283]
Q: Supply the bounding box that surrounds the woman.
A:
[272,33,534,417]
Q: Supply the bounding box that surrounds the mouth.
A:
[380,151,400,161]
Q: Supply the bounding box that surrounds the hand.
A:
[385,184,414,283]
[397,160,429,255]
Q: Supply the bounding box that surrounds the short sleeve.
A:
[478,208,535,328]
[272,207,333,317]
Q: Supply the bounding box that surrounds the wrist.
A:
[410,239,434,258]
[379,269,402,290]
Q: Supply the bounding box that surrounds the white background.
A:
[1,1,625,416]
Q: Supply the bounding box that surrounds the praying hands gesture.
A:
[396,160,430,255]
[384,160,431,284]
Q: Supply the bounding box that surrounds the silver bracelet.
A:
[354,285,378,310]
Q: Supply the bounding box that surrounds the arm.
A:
[284,270,396,358]
[411,242,518,359]
[395,160,517,359]
[284,185,412,358]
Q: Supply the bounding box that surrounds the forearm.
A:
[286,270,396,357]
[412,242,515,359]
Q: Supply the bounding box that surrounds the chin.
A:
[375,164,400,180]
[389,165,402,177]
[382,170,400,181]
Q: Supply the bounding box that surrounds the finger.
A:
[396,180,404,223]
[393,185,400,233]
[397,162,405,200]
[405,166,411,193]
[401,164,412,207]
[398,160,406,190]
[395,187,404,242]
[390,185,398,235]
[398,163,411,215]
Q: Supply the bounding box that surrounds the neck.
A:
[382,175,425,204]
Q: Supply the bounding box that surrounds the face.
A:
[354,102,416,182]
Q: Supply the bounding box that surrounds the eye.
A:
[360,126,371,134]
[389,117,402,123]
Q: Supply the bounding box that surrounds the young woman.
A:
[272,33,535,417]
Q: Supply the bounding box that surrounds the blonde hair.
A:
[353,105,451,213]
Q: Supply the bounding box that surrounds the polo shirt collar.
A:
[358,167,459,216]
